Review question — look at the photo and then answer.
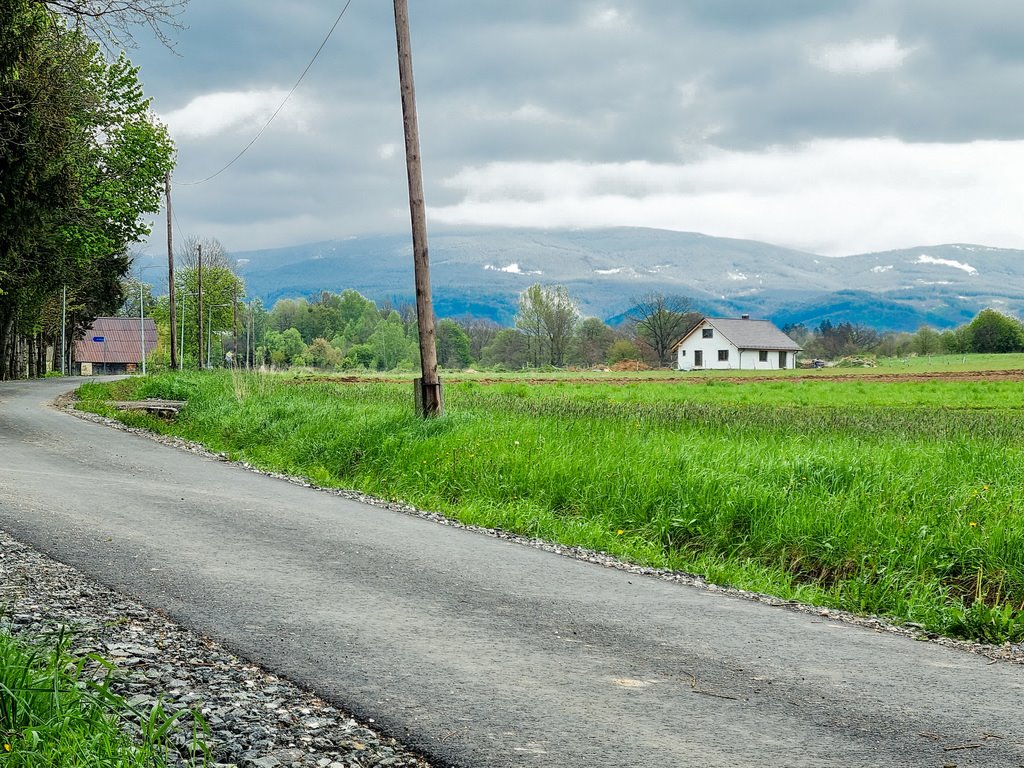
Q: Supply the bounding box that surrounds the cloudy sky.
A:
[128,1,1024,259]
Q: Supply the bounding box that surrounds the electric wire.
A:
[177,0,355,186]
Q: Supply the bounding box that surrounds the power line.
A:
[178,0,355,186]
[171,207,188,247]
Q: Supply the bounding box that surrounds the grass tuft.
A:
[0,626,207,765]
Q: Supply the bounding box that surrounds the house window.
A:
[680,350,686,356]
[759,350,768,362]
[702,328,713,338]
[718,349,729,361]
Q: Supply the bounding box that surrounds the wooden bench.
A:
[110,400,187,419]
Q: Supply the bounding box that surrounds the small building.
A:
[74,317,157,375]
[673,315,801,371]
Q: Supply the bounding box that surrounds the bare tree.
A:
[177,235,233,271]
[629,293,700,367]
[41,0,187,48]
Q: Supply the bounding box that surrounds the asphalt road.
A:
[1,377,1022,767]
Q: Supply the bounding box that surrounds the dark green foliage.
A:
[965,309,1024,353]
[0,1,174,378]
[436,318,472,369]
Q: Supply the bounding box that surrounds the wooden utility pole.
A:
[197,243,204,369]
[394,0,443,417]
[166,172,177,370]
[232,284,238,367]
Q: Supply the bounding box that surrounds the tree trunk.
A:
[37,333,47,376]
[27,334,36,378]
[0,307,13,381]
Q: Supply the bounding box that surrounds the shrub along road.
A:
[0,377,1022,767]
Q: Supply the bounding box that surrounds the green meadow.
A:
[76,364,1024,644]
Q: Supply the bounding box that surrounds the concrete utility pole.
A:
[166,172,177,370]
[197,243,204,370]
[394,0,443,417]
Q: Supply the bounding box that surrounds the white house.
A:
[673,315,801,371]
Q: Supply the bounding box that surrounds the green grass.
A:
[75,367,1024,644]
[0,627,204,766]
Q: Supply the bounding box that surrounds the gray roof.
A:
[675,316,802,352]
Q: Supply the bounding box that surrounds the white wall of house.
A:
[675,320,796,370]
[676,323,739,370]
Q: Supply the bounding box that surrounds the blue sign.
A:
[92,336,104,342]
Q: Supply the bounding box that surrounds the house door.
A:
[778,351,787,369]
[694,350,703,367]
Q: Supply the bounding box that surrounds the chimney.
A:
[741,314,750,320]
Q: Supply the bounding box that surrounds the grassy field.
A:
[76,362,1024,644]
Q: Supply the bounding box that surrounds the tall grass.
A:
[76,370,1024,643]
[0,627,204,765]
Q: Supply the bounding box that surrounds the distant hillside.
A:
[144,228,1024,332]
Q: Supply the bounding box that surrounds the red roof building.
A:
[74,317,158,374]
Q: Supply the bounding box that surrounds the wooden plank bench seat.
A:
[109,400,187,419]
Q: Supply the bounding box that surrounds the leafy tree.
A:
[0,3,174,378]
[807,320,880,359]
[781,323,811,347]
[480,329,529,369]
[367,314,412,370]
[572,317,615,367]
[515,284,546,367]
[966,309,1024,353]
[436,318,472,369]
[343,297,381,346]
[175,237,244,367]
[342,343,375,370]
[269,298,307,335]
[607,338,641,365]
[461,317,501,360]
[305,337,342,369]
[912,326,941,356]
[940,326,970,355]
[516,283,580,367]
[629,293,699,367]
[263,327,306,367]
[875,331,912,358]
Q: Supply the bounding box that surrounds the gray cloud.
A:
[127,1,1024,257]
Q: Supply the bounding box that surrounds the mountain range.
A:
[148,227,1024,332]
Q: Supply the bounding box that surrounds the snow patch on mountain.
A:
[915,254,978,275]
[485,262,542,276]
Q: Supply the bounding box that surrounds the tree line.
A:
[226,291,1024,373]
[0,0,177,379]
[131,259,1024,373]
[133,279,705,372]
[786,309,1024,360]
